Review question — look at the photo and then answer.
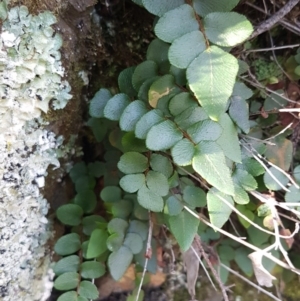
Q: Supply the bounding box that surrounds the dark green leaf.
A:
[120,174,145,193]
[165,195,183,216]
[137,76,160,102]
[146,120,183,151]
[146,170,169,196]
[169,92,197,116]
[89,88,112,118]
[107,218,128,235]
[124,233,144,254]
[108,246,133,280]
[204,12,253,47]
[169,209,200,251]
[118,67,136,98]
[234,247,253,276]
[86,229,108,259]
[104,93,131,121]
[146,38,170,73]
[135,109,164,139]
[132,60,158,91]
[69,162,88,182]
[127,220,148,241]
[171,138,195,166]
[216,113,241,162]
[54,272,79,291]
[75,175,96,192]
[137,184,164,212]
[57,291,78,301]
[150,154,173,178]
[207,188,233,228]
[56,204,83,226]
[80,261,105,279]
[187,46,238,120]
[87,118,108,142]
[119,100,148,132]
[82,215,106,236]
[87,161,105,178]
[192,0,239,17]
[229,96,250,133]
[233,169,257,191]
[263,166,289,191]
[74,190,97,213]
[187,119,223,143]
[106,233,124,252]
[237,157,264,177]
[142,0,184,17]
[285,185,300,202]
[111,199,133,219]
[100,186,121,202]
[183,186,206,208]
[54,255,80,276]
[174,106,208,130]
[78,281,99,299]
[247,217,270,246]
[169,31,206,68]
[122,132,148,153]
[193,141,234,195]
[154,4,198,43]
[236,204,255,228]
[118,152,148,174]
[54,233,81,256]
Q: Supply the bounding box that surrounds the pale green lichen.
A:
[0,4,74,301]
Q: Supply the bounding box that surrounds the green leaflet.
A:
[74,190,97,213]
[171,139,195,166]
[169,209,199,251]
[146,170,169,196]
[80,261,105,279]
[168,31,206,69]
[118,152,148,174]
[192,141,234,195]
[187,119,223,143]
[89,88,112,118]
[187,46,239,120]
[86,229,108,259]
[137,184,164,212]
[233,183,250,205]
[124,233,143,254]
[175,106,208,130]
[165,195,183,216]
[108,246,133,280]
[106,233,124,252]
[183,185,206,208]
[148,74,180,108]
[204,12,253,47]
[216,113,241,163]
[146,120,183,151]
[169,92,197,116]
[142,0,184,17]
[192,0,239,17]
[100,186,121,203]
[229,96,250,134]
[57,291,78,301]
[82,215,106,236]
[127,220,148,241]
[120,174,145,193]
[79,281,99,299]
[146,38,170,74]
[154,4,199,43]
[236,204,255,228]
[54,272,80,291]
[104,93,131,121]
[207,188,233,229]
[150,153,173,178]
[263,166,289,191]
[119,100,147,132]
[135,109,164,139]
[132,60,158,91]
[118,66,136,98]
[54,255,80,276]
[285,185,300,202]
[233,169,257,191]
[107,218,128,235]
[111,199,133,219]
[56,204,83,226]
[54,233,81,256]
